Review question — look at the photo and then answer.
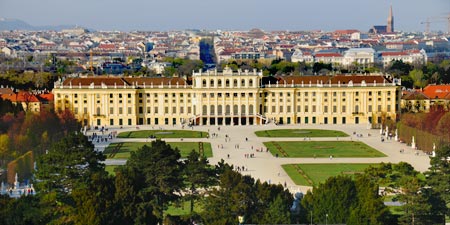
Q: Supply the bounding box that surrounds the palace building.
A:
[53,67,401,127]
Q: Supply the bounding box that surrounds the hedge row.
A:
[7,151,34,185]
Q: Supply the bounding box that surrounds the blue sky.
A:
[0,0,448,32]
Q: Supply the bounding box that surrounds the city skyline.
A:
[0,0,449,32]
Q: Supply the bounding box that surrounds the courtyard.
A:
[92,123,431,193]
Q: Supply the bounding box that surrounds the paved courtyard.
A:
[90,123,431,194]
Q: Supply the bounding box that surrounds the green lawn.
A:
[105,165,118,176]
[283,163,377,186]
[264,141,386,158]
[255,129,349,137]
[117,130,208,138]
[165,200,204,216]
[104,142,213,159]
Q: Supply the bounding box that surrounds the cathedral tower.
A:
[387,5,394,33]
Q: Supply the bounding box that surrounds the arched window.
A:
[226,79,230,87]
[218,105,223,115]
[249,104,254,114]
[210,79,214,88]
[225,105,231,115]
[210,105,215,115]
[355,105,359,113]
[241,104,246,115]
[202,79,207,88]
[249,79,254,87]
[233,79,238,87]
[241,79,246,87]
[202,105,207,115]
[233,105,238,115]
[218,79,222,87]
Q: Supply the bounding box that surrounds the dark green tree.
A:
[387,60,412,78]
[35,132,106,193]
[202,168,292,225]
[71,172,117,225]
[0,195,45,225]
[201,168,252,225]
[126,140,183,224]
[425,144,450,216]
[302,175,356,224]
[260,194,291,224]
[347,175,390,225]
[183,150,217,213]
[114,166,158,225]
[397,176,444,225]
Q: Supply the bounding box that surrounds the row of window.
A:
[59,90,392,101]
[201,78,256,88]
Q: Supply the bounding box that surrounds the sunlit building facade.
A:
[53,68,401,127]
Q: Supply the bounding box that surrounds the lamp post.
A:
[326,214,328,225]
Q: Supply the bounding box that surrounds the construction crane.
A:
[421,13,450,33]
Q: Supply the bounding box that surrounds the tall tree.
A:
[35,132,105,193]
[347,175,390,225]
[397,176,445,225]
[71,172,117,225]
[126,140,183,224]
[426,144,450,216]
[114,166,158,225]
[302,175,356,224]
[183,150,217,213]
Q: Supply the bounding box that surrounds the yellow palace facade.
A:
[53,67,401,127]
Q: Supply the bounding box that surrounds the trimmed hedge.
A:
[398,123,447,153]
[7,151,34,185]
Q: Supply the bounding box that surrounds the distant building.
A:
[401,85,450,112]
[369,5,394,34]
[231,52,261,60]
[0,91,41,112]
[291,49,314,63]
[380,49,427,68]
[342,48,376,67]
[61,27,88,36]
[387,5,394,33]
[369,26,387,34]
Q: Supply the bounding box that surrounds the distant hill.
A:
[0,18,76,31]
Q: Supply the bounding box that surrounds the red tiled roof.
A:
[1,92,40,102]
[422,85,450,99]
[315,53,343,57]
[277,75,390,86]
[0,88,14,95]
[334,29,359,34]
[330,75,387,84]
[381,52,408,56]
[37,93,54,101]
[98,44,116,49]
[62,76,187,87]
[402,91,429,100]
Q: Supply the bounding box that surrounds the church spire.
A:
[387,4,394,33]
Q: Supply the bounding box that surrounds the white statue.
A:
[394,129,398,141]
[14,173,19,190]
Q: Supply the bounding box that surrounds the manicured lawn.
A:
[165,200,204,216]
[264,141,386,158]
[117,130,208,138]
[104,142,213,159]
[283,163,377,186]
[255,129,349,137]
[105,165,118,176]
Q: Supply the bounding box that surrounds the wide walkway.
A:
[89,123,431,194]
